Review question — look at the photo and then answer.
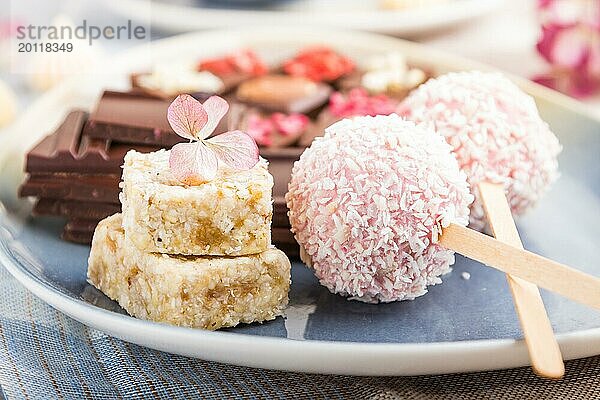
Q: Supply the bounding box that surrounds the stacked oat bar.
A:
[87,149,291,330]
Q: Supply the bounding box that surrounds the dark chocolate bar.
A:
[62,218,100,244]
[34,198,120,220]
[84,91,237,146]
[25,110,158,174]
[272,227,299,258]
[85,91,179,146]
[260,146,303,208]
[21,174,121,203]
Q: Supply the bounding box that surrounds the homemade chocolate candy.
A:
[85,91,236,147]
[33,198,120,220]
[131,70,225,100]
[84,91,181,147]
[25,110,156,174]
[63,218,101,244]
[236,75,331,114]
[21,174,121,203]
[231,103,313,148]
[197,49,268,93]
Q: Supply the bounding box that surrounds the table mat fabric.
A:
[1,264,600,400]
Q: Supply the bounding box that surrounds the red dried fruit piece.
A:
[198,49,267,77]
[283,46,355,82]
[197,58,236,76]
[230,49,268,76]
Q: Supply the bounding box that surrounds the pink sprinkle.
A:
[246,114,274,146]
[399,71,561,231]
[246,112,309,145]
[328,88,398,118]
[271,113,310,136]
[286,115,473,303]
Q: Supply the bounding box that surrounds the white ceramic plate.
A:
[1,28,600,376]
[104,0,501,36]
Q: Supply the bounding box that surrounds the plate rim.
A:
[104,0,503,35]
[2,27,600,376]
[3,219,600,376]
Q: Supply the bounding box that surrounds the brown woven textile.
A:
[2,263,600,400]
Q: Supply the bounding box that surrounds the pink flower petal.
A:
[167,95,209,140]
[169,142,218,185]
[205,130,260,170]
[197,96,229,139]
[536,25,561,64]
[550,27,588,68]
[587,42,600,77]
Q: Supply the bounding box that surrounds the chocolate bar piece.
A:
[62,218,99,244]
[25,110,158,174]
[261,146,302,229]
[85,91,235,146]
[197,49,268,93]
[33,198,120,220]
[261,146,302,207]
[236,75,331,114]
[272,227,299,258]
[85,91,180,146]
[273,201,290,228]
[21,174,121,203]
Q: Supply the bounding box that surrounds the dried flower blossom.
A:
[167,94,259,185]
[534,0,600,97]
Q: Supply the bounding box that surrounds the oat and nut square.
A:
[121,149,273,256]
[87,214,291,330]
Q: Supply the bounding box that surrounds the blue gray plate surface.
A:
[0,29,599,375]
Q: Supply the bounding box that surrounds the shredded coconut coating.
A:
[87,214,291,330]
[399,71,561,230]
[286,115,473,303]
[121,149,273,256]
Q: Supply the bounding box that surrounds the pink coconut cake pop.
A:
[398,71,561,231]
[286,114,473,303]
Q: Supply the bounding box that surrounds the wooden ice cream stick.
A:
[302,222,600,311]
[478,182,564,379]
[439,223,600,310]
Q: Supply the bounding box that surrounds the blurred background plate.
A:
[104,0,501,36]
[1,28,599,376]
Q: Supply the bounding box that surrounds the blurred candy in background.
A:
[0,79,17,129]
[534,0,600,98]
[0,0,598,137]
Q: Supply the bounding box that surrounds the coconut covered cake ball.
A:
[399,71,561,230]
[286,115,473,303]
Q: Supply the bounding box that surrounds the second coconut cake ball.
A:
[286,115,474,303]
